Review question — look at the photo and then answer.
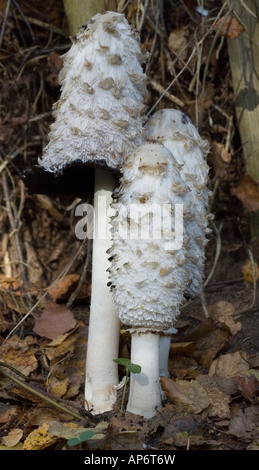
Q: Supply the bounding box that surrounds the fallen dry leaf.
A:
[159,413,199,441]
[209,141,231,180]
[231,174,259,212]
[247,441,259,450]
[46,331,72,347]
[234,373,258,404]
[249,353,259,368]
[1,428,23,447]
[209,300,241,336]
[194,325,230,369]
[0,309,8,332]
[22,423,57,450]
[197,375,230,419]
[110,431,143,451]
[209,351,250,378]
[48,420,108,442]
[168,26,188,61]
[160,377,210,414]
[242,259,259,284]
[0,443,23,450]
[229,406,259,440]
[0,335,37,376]
[48,377,69,398]
[176,318,230,369]
[211,141,231,163]
[48,274,80,301]
[0,403,19,424]
[33,302,77,340]
[170,341,196,356]
[213,14,244,39]
[46,52,63,87]
[0,276,30,314]
[168,356,198,380]
[44,333,78,364]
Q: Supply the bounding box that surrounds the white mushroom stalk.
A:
[144,109,211,377]
[23,11,148,414]
[109,142,190,418]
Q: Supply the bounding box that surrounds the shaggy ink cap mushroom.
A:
[109,141,191,417]
[109,141,190,330]
[22,11,148,199]
[144,109,211,299]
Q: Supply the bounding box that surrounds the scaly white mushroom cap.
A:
[109,142,191,330]
[41,11,147,172]
[23,11,148,197]
[144,109,211,298]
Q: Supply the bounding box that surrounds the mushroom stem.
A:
[159,335,171,378]
[159,327,178,377]
[127,331,161,418]
[85,168,120,414]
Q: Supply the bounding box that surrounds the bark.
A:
[227,1,259,240]
[63,0,119,35]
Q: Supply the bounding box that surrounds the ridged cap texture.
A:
[144,109,211,298]
[23,11,148,197]
[109,142,191,329]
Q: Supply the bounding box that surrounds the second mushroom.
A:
[109,142,190,418]
[109,111,211,418]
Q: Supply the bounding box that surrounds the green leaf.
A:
[79,430,95,441]
[67,430,95,447]
[113,358,141,374]
[113,358,132,366]
[127,363,141,374]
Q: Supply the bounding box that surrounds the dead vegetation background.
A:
[0,0,259,450]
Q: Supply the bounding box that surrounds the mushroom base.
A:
[127,331,162,418]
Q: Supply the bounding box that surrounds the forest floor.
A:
[0,0,259,451]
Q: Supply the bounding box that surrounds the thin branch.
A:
[147,1,229,117]
[0,364,87,422]
[2,240,87,342]
[248,248,257,308]
[66,238,91,308]
[203,221,223,288]
[198,3,234,128]
[2,171,32,307]
[0,0,11,49]
[11,0,36,41]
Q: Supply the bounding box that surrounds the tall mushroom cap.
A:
[144,109,211,298]
[23,11,148,198]
[109,142,190,330]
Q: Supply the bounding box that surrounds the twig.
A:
[149,80,185,107]
[200,288,209,318]
[66,238,91,308]
[198,3,234,129]
[136,0,149,32]
[36,195,63,222]
[0,364,86,422]
[117,0,131,13]
[2,240,87,343]
[2,171,32,308]
[11,0,36,41]
[203,221,223,288]
[0,0,11,49]
[204,277,244,291]
[239,0,257,19]
[248,248,257,308]
[147,1,229,117]
[16,14,66,36]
